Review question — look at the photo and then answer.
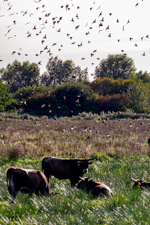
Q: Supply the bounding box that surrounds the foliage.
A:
[0,60,40,92]
[95,54,136,79]
[136,71,150,83]
[22,91,52,115]
[13,85,52,101]
[50,82,95,116]
[127,83,148,113]
[0,80,11,111]
[96,94,130,112]
[90,77,135,95]
[41,57,88,87]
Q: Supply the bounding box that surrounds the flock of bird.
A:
[0,0,149,76]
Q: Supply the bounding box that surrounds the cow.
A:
[6,167,50,203]
[42,156,95,187]
[130,174,150,189]
[76,175,113,198]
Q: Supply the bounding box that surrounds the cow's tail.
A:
[6,168,12,187]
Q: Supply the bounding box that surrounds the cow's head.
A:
[130,174,147,188]
[75,174,91,189]
[75,157,95,174]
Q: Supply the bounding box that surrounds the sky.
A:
[0,0,150,80]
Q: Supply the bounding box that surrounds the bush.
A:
[23,91,52,115]
[90,77,135,96]
[96,94,130,112]
[13,85,52,101]
[50,82,95,116]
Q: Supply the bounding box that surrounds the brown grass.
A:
[0,118,150,161]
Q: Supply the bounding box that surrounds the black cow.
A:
[42,156,95,186]
[76,175,113,198]
[6,167,49,203]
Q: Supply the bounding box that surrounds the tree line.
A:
[0,54,150,116]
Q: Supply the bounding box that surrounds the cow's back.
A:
[27,170,49,194]
[42,157,74,180]
[92,184,113,198]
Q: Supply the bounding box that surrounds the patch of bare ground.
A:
[0,118,150,161]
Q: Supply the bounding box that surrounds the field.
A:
[0,116,150,224]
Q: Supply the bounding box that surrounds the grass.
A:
[1,157,150,224]
[0,116,150,224]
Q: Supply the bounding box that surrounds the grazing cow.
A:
[130,174,150,189]
[42,156,95,186]
[76,175,113,198]
[6,167,49,203]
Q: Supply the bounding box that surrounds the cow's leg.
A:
[10,190,17,204]
[8,176,18,203]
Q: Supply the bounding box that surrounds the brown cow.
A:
[6,167,49,203]
[130,174,150,189]
[42,156,95,186]
[76,175,113,198]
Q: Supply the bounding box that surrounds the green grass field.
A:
[0,117,150,224]
[1,156,150,224]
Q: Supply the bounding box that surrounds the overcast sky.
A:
[0,0,150,79]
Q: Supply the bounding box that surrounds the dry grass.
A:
[0,117,150,162]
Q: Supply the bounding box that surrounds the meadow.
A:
[0,114,150,224]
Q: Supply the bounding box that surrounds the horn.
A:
[88,174,91,179]
[79,177,85,181]
[141,174,144,182]
[88,157,96,161]
[130,176,138,182]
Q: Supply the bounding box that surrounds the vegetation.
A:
[0,54,150,116]
[0,117,150,224]
[0,80,11,112]
[40,57,88,87]
[0,60,40,93]
[0,53,150,224]
[94,54,136,79]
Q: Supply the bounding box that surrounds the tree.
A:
[95,54,136,79]
[0,80,11,111]
[136,71,150,83]
[0,60,40,92]
[127,83,148,113]
[40,57,88,87]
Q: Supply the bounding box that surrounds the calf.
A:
[76,175,113,198]
[130,174,150,189]
[42,156,95,186]
[6,167,49,203]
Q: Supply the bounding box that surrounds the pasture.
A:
[0,116,150,224]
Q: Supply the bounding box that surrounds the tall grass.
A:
[0,117,150,224]
[1,157,150,224]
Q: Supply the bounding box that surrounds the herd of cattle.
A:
[6,156,150,203]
